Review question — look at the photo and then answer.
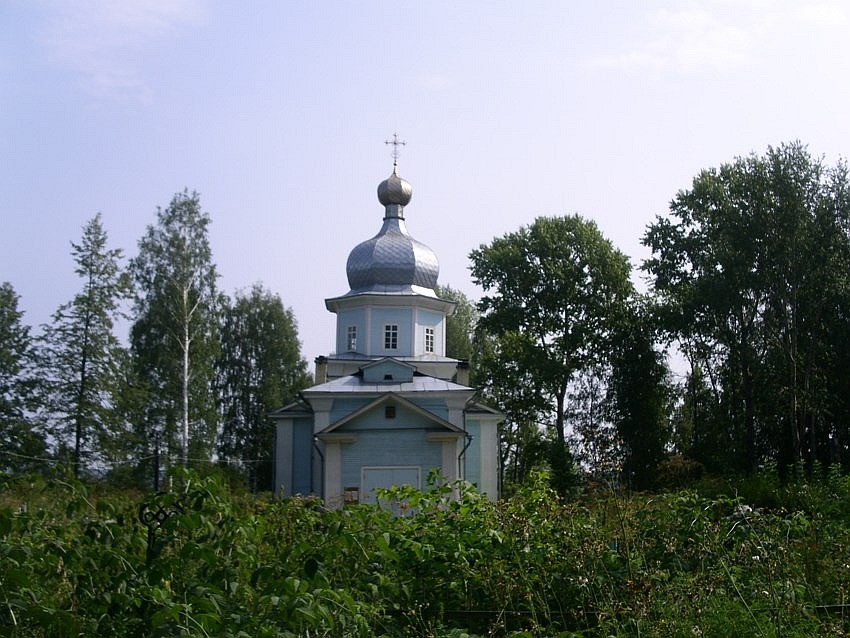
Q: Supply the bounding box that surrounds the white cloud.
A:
[587,0,847,77]
[795,2,848,26]
[40,0,203,101]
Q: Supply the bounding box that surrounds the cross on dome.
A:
[343,141,438,295]
[384,133,406,168]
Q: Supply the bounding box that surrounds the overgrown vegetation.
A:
[2,469,849,636]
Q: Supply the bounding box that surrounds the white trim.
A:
[384,323,399,350]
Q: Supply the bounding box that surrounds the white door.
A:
[361,466,421,505]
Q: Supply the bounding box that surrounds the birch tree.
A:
[130,190,220,472]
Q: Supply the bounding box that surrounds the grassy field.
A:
[2,469,849,636]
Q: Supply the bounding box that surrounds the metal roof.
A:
[303,373,473,394]
[344,167,439,294]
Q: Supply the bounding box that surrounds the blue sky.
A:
[3,1,850,369]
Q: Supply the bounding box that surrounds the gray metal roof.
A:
[377,167,412,206]
[304,373,472,394]
[345,168,439,294]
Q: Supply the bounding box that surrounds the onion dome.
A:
[377,166,413,207]
[345,167,439,295]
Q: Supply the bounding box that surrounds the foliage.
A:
[2,469,849,636]
[566,365,621,483]
[643,142,850,475]
[606,300,672,490]
[130,190,221,477]
[0,283,47,475]
[216,284,311,491]
[470,215,633,493]
[37,214,133,478]
[436,284,478,364]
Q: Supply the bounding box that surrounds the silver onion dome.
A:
[377,166,413,206]
[346,167,439,294]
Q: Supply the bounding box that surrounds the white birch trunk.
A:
[182,286,190,468]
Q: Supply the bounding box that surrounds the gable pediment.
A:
[317,392,463,436]
[360,358,416,384]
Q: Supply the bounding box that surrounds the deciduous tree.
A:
[470,215,633,492]
[436,284,478,363]
[130,190,220,474]
[216,284,310,491]
[606,302,671,489]
[643,142,850,474]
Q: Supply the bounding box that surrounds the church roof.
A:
[303,372,473,395]
[318,392,464,435]
[344,164,439,296]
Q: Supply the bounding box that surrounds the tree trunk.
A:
[182,289,190,469]
[73,277,94,479]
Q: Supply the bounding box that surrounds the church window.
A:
[384,324,398,350]
[425,327,435,353]
[346,325,357,351]
[385,405,396,418]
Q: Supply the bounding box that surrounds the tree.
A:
[0,282,47,474]
[130,190,220,475]
[606,302,671,489]
[216,284,310,491]
[669,364,726,471]
[474,328,550,492]
[567,363,621,482]
[470,215,634,492]
[436,284,478,362]
[38,214,132,478]
[643,142,850,475]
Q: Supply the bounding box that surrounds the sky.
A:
[3,1,850,372]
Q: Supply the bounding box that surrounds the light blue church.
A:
[271,157,501,508]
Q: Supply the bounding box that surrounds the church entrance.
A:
[360,466,421,506]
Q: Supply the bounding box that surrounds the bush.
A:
[1,469,849,636]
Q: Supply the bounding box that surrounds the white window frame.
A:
[424,327,435,353]
[384,324,398,350]
[346,325,357,351]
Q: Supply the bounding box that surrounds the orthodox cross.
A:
[385,133,406,166]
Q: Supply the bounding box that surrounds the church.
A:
[271,150,502,508]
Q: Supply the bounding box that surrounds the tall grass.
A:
[1,469,848,636]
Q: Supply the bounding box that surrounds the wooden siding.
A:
[362,359,414,383]
[414,308,445,356]
[463,416,500,499]
[369,307,414,356]
[275,416,314,497]
[340,429,443,490]
[292,419,313,495]
[329,398,373,422]
[340,402,437,432]
[463,421,482,487]
[407,398,450,421]
[336,307,367,353]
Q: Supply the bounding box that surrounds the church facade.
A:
[271,159,501,508]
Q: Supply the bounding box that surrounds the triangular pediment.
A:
[317,392,463,436]
[268,398,313,418]
[360,358,416,384]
